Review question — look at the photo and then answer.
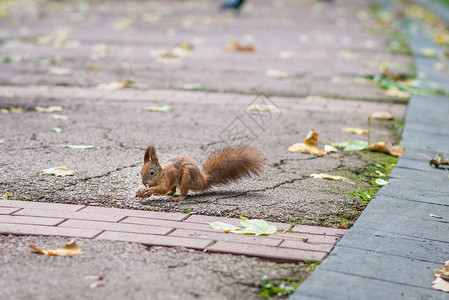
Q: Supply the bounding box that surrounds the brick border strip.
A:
[0,200,346,262]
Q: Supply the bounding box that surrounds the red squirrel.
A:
[135,145,263,201]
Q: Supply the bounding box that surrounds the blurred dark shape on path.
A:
[220,0,246,11]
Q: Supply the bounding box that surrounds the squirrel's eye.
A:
[149,170,155,175]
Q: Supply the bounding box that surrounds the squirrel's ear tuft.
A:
[144,145,159,164]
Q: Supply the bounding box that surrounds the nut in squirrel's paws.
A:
[135,185,148,198]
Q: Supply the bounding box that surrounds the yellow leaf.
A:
[35,106,63,113]
[142,105,170,112]
[385,87,411,99]
[342,128,368,135]
[96,79,133,90]
[247,104,283,113]
[370,111,394,120]
[288,130,328,156]
[223,40,255,52]
[367,140,404,156]
[29,239,82,256]
[310,173,354,184]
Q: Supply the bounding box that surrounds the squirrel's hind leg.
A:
[172,165,195,201]
[167,186,177,195]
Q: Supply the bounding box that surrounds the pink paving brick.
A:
[279,239,335,253]
[279,232,342,245]
[0,200,84,212]
[0,215,65,226]
[0,223,101,238]
[207,241,327,262]
[120,217,216,231]
[96,231,211,250]
[77,206,187,221]
[168,229,282,247]
[59,219,172,235]
[14,208,124,222]
[292,225,347,237]
[183,214,291,231]
[0,207,21,215]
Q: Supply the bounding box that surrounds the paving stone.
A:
[0,200,84,211]
[13,208,125,222]
[336,226,449,264]
[207,241,327,262]
[78,206,187,221]
[0,223,101,238]
[292,269,448,300]
[0,207,21,215]
[0,215,65,226]
[96,231,210,250]
[354,196,449,243]
[59,219,172,235]
[319,246,441,289]
[183,214,291,231]
[120,217,219,231]
[291,225,347,237]
[279,240,335,253]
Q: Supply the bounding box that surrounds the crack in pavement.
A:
[79,162,140,182]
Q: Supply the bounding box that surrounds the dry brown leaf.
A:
[29,239,82,256]
[1,106,24,114]
[367,140,404,156]
[370,111,394,120]
[2,191,12,200]
[288,130,328,156]
[86,65,102,71]
[435,260,449,280]
[223,40,255,52]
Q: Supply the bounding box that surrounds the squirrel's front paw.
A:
[135,185,148,198]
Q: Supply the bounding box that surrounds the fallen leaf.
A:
[342,128,368,135]
[246,104,283,113]
[36,106,63,113]
[288,130,328,156]
[89,282,105,289]
[29,239,82,256]
[48,67,72,75]
[370,111,394,120]
[52,127,62,133]
[265,69,290,78]
[41,166,74,176]
[210,217,277,236]
[279,51,293,59]
[421,48,437,58]
[367,140,404,156]
[310,173,355,184]
[210,222,241,232]
[0,139,4,145]
[182,83,203,91]
[432,277,449,292]
[372,178,389,186]
[2,191,12,200]
[52,114,69,120]
[435,260,449,280]
[223,40,255,52]
[60,145,94,150]
[375,170,386,177]
[1,106,24,114]
[142,105,170,112]
[86,65,102,71]
[97,79,133,90]
[324,144,338,153]
[330,139,368,151]
[430,214,442,219]
[84,275,104,281]
[385,87,411,98]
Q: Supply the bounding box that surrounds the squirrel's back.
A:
[201,146,263,188]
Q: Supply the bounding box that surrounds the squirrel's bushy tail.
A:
[201,146,263,189]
